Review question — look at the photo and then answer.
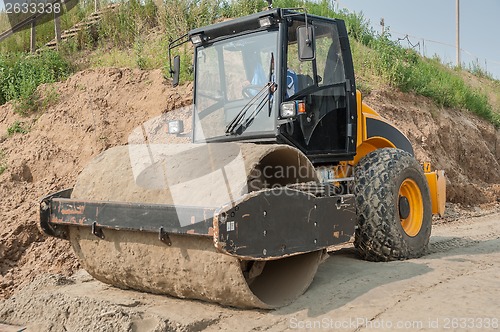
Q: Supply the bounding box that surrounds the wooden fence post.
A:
[54,12,61,47]
[30,20,36,53]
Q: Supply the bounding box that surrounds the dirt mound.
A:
[365,90,500,205]
[0,68,191,299]
[0,67,499,302]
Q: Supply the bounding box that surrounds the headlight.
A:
[280,101,306,118]
[168,120,184,134]
[258,16,274,28]
[190,34,204,45]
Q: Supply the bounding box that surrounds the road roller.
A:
[40,6,446,308]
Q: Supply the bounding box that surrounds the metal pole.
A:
[380,18,385,36]
[30,20,36,53]
[456,0,461,67]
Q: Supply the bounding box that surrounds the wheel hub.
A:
[399,178,424,237]
[399,196,410,219]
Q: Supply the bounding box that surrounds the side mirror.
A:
[297,26,315,61]
[172,55,181,87]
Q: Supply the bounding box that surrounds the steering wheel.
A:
[242,85,265,99]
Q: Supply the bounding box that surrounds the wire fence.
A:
[391,29,500,79]
[333,0,500,80]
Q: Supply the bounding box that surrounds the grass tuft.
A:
[7,121,30,135]
[0,149,6,175]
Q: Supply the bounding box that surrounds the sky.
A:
[335,0,500,80]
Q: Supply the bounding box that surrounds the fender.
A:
[365,117,414,156]
[351,91,445,216]
[353,91,413,163]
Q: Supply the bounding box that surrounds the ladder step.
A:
[61,31,78,38]
[63,27,82,34]
[74,19,100,28]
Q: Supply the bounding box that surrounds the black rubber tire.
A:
[354,148,432,261]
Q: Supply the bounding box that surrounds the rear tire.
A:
[354,148,432,261]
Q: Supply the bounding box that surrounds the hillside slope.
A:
[0,67,498,299]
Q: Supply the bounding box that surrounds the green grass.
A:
[7,120,29,135]
[0,149,6,175]
[97,0,158,49]
[352,35,499,126]
[0,51,71,114]
[467,59,495,80]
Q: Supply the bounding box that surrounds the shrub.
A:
[0,51,71,114]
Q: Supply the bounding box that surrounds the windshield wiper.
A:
[225,83,274,135]
[225,54,276,136]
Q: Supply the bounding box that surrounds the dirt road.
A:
[1,210,499,332]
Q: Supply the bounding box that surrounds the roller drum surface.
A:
[69,143,323,308]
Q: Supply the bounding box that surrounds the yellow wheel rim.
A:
[399,179,424,237]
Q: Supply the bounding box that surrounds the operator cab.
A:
[170,8,357,164]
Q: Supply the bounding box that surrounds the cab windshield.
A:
[193,31,278,142]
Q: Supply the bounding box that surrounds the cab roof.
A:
[188,8,282,42]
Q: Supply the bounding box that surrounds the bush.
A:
[98,0,158,49]
[0,51,71,114]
